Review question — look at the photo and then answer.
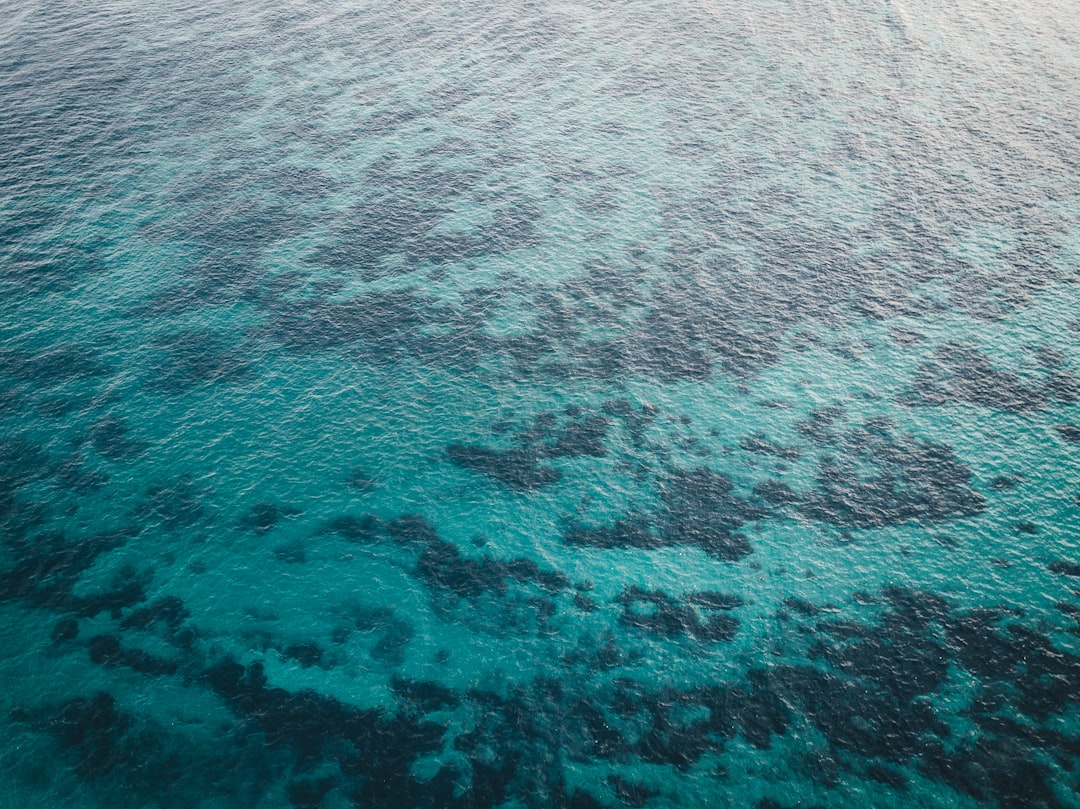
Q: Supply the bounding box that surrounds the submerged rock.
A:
[617,586,740,642]
[1049,561,1080,577]
[446,443,562,489]
[795,421,985,528]
[241,501,300,535]
[903,341,1078,412]
[1055,424,1080,443]
[323,513,379,542]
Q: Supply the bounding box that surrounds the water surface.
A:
[1,0,1079,807]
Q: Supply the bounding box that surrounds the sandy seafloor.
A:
[1,0,1080,807]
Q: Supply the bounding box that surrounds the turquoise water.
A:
[1,0,1080,806]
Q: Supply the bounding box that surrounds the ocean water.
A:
[1,0,1079,807]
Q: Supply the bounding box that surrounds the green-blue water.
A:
[2,0,1079,807]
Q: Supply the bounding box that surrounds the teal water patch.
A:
[2,0,1080,808]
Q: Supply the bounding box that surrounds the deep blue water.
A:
[1,0,1080,807]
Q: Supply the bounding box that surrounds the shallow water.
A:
[1,0,1079,807]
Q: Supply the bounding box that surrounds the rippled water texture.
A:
[2,0,1080,807]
